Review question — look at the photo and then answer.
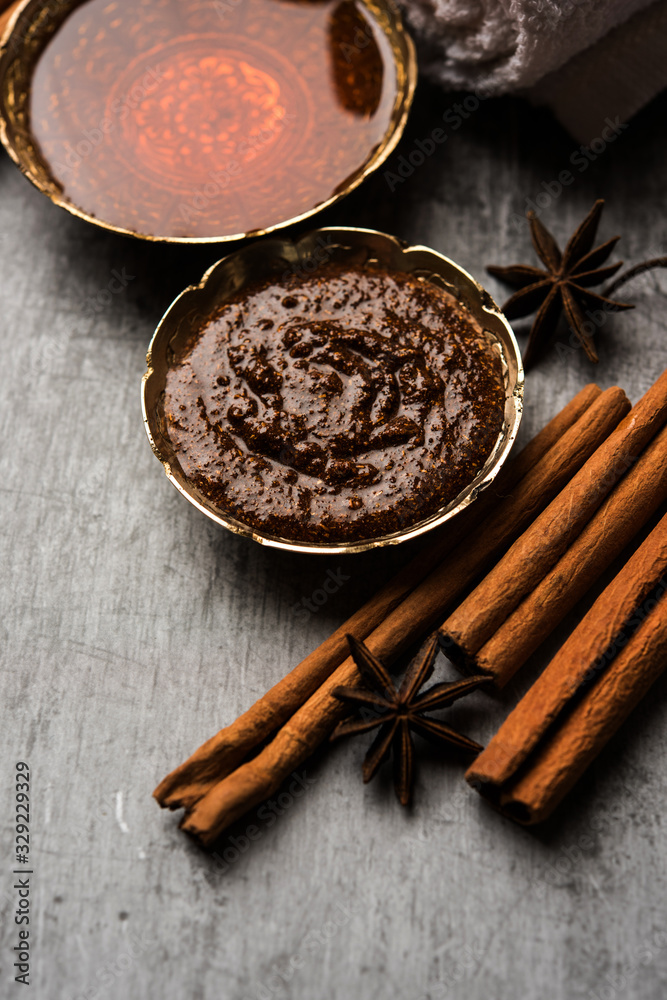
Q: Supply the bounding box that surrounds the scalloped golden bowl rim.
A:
[142,227,525,555]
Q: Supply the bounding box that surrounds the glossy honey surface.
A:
[29,0,398,239]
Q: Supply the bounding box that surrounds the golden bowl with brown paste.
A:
[143,228,524,553]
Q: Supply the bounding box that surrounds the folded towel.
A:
[402,0,667,140]
[530,0,667,141]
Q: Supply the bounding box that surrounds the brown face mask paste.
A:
[163,263,506,543]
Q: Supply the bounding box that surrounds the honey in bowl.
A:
[28,0,398,239]
[162,263,507,544]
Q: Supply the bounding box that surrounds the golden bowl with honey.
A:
[0,0,416,242]
[142,227,524,554]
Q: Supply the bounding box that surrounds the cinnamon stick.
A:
[155,384,603,810]
[498,600,667,823]
[475,422,667,686]
[490,382,602,485]
[173,387,629,843]
[466,510,667,823]
[439,368,667,677]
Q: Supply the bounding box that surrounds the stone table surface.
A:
[2,78,667,1000]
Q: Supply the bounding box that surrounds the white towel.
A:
[402,0,667,140]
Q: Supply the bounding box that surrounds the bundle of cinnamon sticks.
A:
[439,368,667,687]
[467,509,667,821]
[155,372,667,843]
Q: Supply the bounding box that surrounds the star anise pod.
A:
[331,634,487,805]
[488,199,634,368]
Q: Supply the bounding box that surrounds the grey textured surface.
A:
[2,80,667,1000]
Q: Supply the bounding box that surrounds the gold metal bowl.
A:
[142,227,524,555]
[0,0,416,243]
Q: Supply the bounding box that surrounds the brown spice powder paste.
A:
[164,264,506,542]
